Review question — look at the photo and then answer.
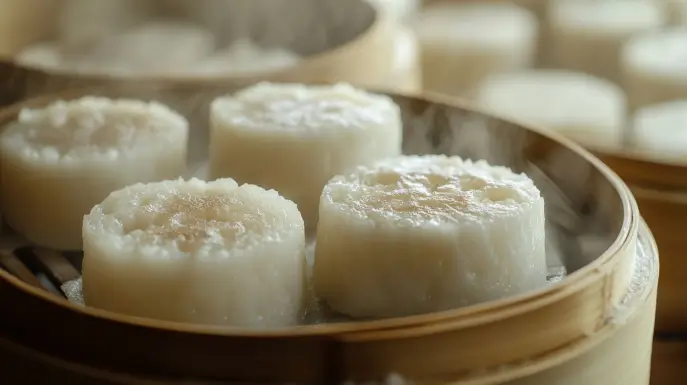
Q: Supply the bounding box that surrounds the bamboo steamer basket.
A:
[595,151,687,333]
[0,81,656,384]
[0,0,398,97]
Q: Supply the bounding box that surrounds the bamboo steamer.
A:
[0,221,659,385]
[0,0,398,97]
[0,83,656,384]
[595,151,687,333]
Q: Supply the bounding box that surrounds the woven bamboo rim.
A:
[0,88,640,384]
[624,184,687,333]
[593,147,687,333]
[0,220,658,385]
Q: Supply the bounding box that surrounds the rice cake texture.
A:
[0,97,188,250]
[314,155,547,318]
[82,178,306,328]
[209,82,403,231]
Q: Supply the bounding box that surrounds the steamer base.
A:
[0,221,658,385]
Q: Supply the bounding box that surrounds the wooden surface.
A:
[651,338,687,385]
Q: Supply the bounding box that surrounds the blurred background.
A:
[2,0,686,163]
[0,0,685,383]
